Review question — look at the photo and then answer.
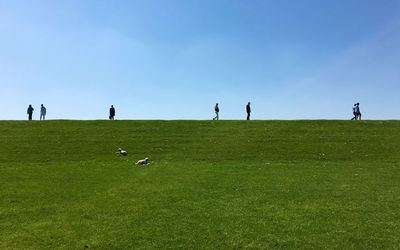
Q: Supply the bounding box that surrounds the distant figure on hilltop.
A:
[246,102,251,120]
[351,104,357,120]
[40,104,47,120]
[355,103,361,120]
[27,105,34,120]
[213,103,219,120]
[109,105,115,120]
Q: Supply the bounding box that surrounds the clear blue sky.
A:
[1,0,399,120]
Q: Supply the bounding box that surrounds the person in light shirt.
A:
[40,104,47,121]
[213,103,219,120]
[351,104,357,120]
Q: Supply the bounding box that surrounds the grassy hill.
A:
[1,120,400,249]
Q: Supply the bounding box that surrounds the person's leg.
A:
[43,115,45,120]
[247,113,250,120]
[358,113,362,120]
[216,112,219,120]
[29,114,32,120]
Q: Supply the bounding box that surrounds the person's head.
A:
[216,103,218,106]
[29,104,32,107]
[41,104,43,107]
[356,103,360,106]
[111,105,114,108]
[248,102,250,105]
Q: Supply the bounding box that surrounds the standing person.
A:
[246,102,251,120]
[27,105,34,120]
[213,103,219,120]
[351,104,357,120]
[109,105,115,120]
[40,104,47,120]
[355,103,362,120]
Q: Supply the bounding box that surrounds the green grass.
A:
[1,120,400,249]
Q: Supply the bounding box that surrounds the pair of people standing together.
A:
[213,102,252,120]
[27,104,46,120]
[351,103,362,120]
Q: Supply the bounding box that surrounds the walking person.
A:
[355,103,361,120]
[27,104,34,120]
[246,102,251,120]
[213,103,219,120]
[40,104,47,120]
[351,104,357,120]
[109,105,115,120]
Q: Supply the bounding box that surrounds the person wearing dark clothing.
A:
[213,103,219,120]
[355,103,361,120]
[246,102,251,120]
[27,105,34,120]
[351,104,357,120]
[109,105,115,120]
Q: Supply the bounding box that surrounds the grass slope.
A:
[0,120,400,249]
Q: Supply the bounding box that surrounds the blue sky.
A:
[1,0,400,120]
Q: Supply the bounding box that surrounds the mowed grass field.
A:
[1,120,400,249]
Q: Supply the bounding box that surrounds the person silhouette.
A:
[246,102,251,120]
[351,104,357,120]
[40,104,47,120]
[213,103,219,120]
[109,105,115,120]
[355,103,361,120]
[27,105,34,120]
